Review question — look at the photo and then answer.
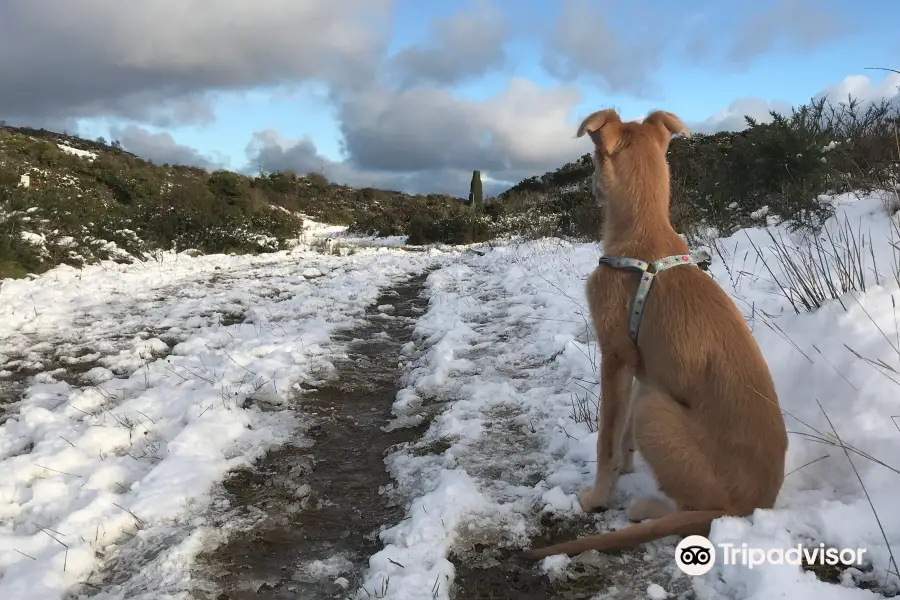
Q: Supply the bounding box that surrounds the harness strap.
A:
[598,254,697,343]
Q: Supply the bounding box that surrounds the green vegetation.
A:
[0,125,469,278]
[0,127,303,278]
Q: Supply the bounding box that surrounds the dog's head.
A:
[576,109,689,208]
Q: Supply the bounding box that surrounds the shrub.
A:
[408,212,492,245]
[0,166,19,188]
[0,126,311,278]
[207,170,246,200]
[306,172,329,190]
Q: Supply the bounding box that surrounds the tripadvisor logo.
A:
[675,535,867,576]
[676,536,717,576]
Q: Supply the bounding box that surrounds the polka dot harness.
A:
[598,254,697,343]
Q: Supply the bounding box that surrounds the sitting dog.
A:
[523,109,788,559]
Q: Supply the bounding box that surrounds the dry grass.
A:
[747,215,874,313]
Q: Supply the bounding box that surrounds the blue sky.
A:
[3,0,899,196]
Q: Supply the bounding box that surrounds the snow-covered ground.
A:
[358,192,900,599]
[299,215,408,248]
[2,192,899,600]
[56,142,97,161]
[0,244,447,599]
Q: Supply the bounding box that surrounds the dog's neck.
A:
[600,180,686,258]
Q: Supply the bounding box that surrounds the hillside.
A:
[0,124,469,279]
[2,95,899,281]
[355,95,900,249]
[497,96,900,243]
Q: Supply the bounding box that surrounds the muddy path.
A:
[189,266,696,600]
[194,271,433,599]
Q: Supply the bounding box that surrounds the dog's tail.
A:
[521,510,726,559]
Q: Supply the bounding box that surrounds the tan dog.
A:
[523,109,788,559]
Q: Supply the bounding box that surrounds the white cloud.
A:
[693,72,900,134]
[815,72,900,105]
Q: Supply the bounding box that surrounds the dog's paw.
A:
[626,496,674,522]
[578,485,611,512]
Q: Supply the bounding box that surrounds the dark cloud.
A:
[727,0,843,66]
[329,77,588,195]
[335,78,585,175]
[251,73,900,197]
[247,71,900,196]
[0,114,81,135]
[245,131,327,178]
[244,79,578,200]
[110,125,225,169]
[539,0,663,96]
[0,0,391,125]
[237,75,900,197]
[388,0,510,87]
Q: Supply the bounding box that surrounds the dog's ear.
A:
[644,110,690,142]
[576,109,620,138]
[576,109,621,155]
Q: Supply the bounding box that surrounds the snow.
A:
[298,214,462,249]
[299,215,350,240]
[2,190,900,599]
[20,231,47,250]
[356,192,900,599]
[299,214,398,244]
[298,214,499,252]
[0,244,448,600]
[56,143,97,160]
[293,554,355,583]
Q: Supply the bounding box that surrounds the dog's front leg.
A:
[619,378,638,474]
[579,355,635,512]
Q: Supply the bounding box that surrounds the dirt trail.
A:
[194,271,433,600]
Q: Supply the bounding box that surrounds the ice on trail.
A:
[357,192,900,599]
[0,244,446,599]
